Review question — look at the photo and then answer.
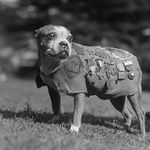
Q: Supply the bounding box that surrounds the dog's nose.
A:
[59,41,68,48]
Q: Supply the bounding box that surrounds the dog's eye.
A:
[47,32,56,40]
[67,35,73,43]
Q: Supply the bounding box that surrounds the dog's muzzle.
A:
[46,41,70,59]
[58,41,70,56]
[46,49,69,59]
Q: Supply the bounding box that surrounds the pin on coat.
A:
[35,25,145,137]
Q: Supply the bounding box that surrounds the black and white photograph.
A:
[0,0,150,149]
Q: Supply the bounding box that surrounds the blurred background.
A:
[0,0,150,91]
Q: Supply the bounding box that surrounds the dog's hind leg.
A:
[110,96,132,130]
[127,90,145,137]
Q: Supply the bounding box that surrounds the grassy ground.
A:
[0,76,150,150]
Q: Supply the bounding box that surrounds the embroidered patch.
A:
[63,55,83,78]
[106,47,132,59]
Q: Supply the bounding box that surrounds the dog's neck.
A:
[38,46,78,76]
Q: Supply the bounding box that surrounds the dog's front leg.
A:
[48,87,61,122]
[70,93,85,133]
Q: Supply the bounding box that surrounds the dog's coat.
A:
[37,42,141,99]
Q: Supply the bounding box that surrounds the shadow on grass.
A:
[0,107,124,132]
[1,104,149,132]
[0,108,124,131]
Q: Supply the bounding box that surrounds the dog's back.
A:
[72,42,142,98]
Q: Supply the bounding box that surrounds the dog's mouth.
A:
[46,48,69,59]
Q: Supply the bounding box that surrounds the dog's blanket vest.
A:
[37,42,141,99]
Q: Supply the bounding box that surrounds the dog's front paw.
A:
[69,125,80,133]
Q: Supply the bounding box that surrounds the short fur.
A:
[35,25,145,136]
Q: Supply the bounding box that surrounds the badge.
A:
[117,72,125,80]
[88,57,95,66]
[106,70,111,78]
[128,72,135,80]
[97,72,104,80]
[90,65,96,75]
[95,59,103,69]
[123,61,133,71]
[116,63,125,72]
[111,67,118,76]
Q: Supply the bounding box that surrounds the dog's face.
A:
[35,25,73,59]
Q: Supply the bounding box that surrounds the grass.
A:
[0,76,150,150]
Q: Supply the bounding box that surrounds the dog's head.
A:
[35,25,73,59]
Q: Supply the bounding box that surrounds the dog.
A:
[35,25,145,136]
